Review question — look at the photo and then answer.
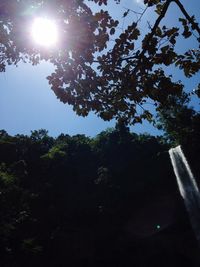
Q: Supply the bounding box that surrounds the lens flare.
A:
[31,18,58,47]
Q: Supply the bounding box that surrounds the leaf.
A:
[155,3,164,15]
[179,18,187,26]
[183,29,192,38]
[161,45,169,53]
[155,27,162,37]
[123,9,130,18]
[194,84,200,98]
[110,28,115,35]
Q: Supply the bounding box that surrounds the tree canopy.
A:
[0,0,199,124]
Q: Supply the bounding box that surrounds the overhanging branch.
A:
[132,0,172,75]
[132,0,199,76]
[173,0,200,36]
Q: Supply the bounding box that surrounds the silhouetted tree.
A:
[0,0,199,124]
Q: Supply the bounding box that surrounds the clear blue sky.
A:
[0,0,199,137]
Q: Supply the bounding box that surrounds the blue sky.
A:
[0,0,199,137]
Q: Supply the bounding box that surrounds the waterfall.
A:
[169,145,200,244]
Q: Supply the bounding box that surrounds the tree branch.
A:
[132,0,172,75]
[173,0,200,36]
[94,0,200,70]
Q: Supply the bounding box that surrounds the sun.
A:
[31,18,58,47]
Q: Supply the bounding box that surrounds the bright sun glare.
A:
[31,18,58,47]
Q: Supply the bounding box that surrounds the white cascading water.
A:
[169,145,200,244]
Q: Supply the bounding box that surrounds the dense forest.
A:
[0,120,200,266]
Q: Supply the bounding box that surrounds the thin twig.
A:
[122,6,143,15]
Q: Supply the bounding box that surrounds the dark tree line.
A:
[0,124,200,267]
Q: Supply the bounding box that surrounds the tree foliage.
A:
[1,128,199,266]
[0,0,199,124]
